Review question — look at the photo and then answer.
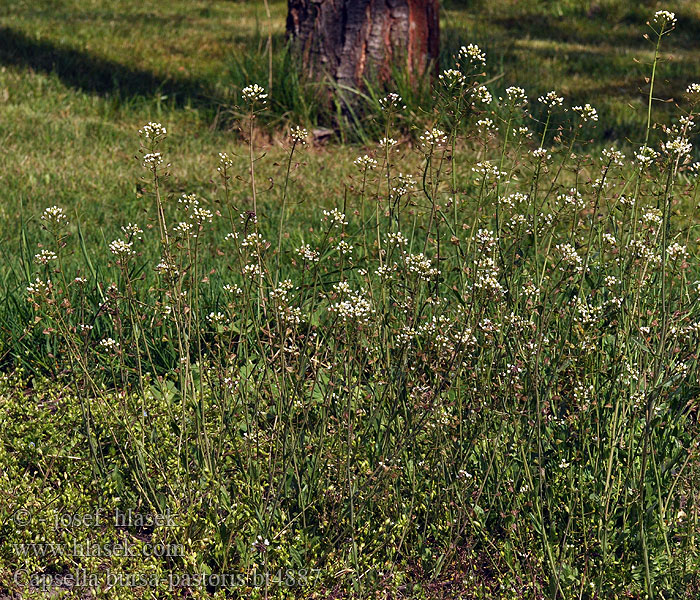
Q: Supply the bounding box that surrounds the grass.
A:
[1,1,700,599]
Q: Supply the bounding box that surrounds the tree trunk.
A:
[286,0,439,92]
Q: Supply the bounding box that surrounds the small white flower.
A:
[661,136,692,157]
[34,250,57,265]
[504,86,527,106]
[653,10,676,28]
[322,208,348,228]
[538,90,564,109]
[379,137,398,150]
[473,161,506,182]
[99,337,119,352]
[635,146,659,166]
[142,152,163,169]
[556,243,584,273]
[354,154,378,170]
[217,152,233,174]
[439,69,466,87]
[572,103,598,122]
[109,239,135,259]
[392,173,416,195]
[602,147,625,167]
[687,83,700,95]
[476,118,497,133]
[41,206,68,226]
[385,232,409,246]
[557,188,584,210]
[532,147,551,161]
[26,277,52,297]
[378,93,405,111]
[121,223,143,240]
[191,206,214,224]
[667,242,688,261]
[207,311,229,326]
[336,240,353,255]
[138,122,167,141]
[223,283,243,295]
[457,43,486,66]
[296,243,320,262]
[473,85,492,104]
[241,83,267,104]
[290,125,308,143]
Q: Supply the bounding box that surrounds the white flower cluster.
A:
[661,136,692,157]
[385,232,409,247]
[475,228,498,250]
[474,255,504,298]
[505,86,527,106]
[538,90,564,108]
[476,118,497,133]
[99,338,119,352]
[323,208,348,228]
[26,277,52,298]
[242,263,262,278]
[328,283,374,325]
[378,93,405,111]
[573,103,598,122]
[34,249,57,265]
[223,283,243,295]
[139,121,168,141]
[207,312,229,326]
[687,83,700,95]
[354,154,378,170]
[173,221,193,235]
[403,252,440,280]
[142,152,163,169]
[458,43,486,66]
[557,188,585,210]
[472,85,492,104]
[155,258,179,278]
[138,122,167,141]
[500,192,528,210]
[270,279,294,302]
[666,242,688,261]
[641,207,663,226]
[439,69,466,87]
[217,152,233,174]
[336,240,353,255]
[240,232,268,257]
[392,173,416,195]
[109,239,135,259]
[635,145,659,166]
[556,243,584,273]
[290,126,308,143]
[379,137,397,150]
[472,161,506,182]
[296,243,320,262]
[532,147,551,161]
[41,206,68,226]
[121,223,143,240]
[653,10,676,27]
[191,206,214,224]
[241,83,267,104]
[602,147,625,167]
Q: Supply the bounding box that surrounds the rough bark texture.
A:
[287,0,439,91]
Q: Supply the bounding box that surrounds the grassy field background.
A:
[2,0,700,233]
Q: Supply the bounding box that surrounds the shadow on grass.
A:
[0,25,223,111]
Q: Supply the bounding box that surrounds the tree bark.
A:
[286,0,439,91]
